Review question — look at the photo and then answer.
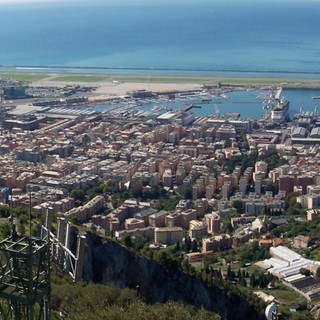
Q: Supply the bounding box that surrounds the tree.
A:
[250,274,256,287]
[240,277,247,287]
[134,234,146,251]
[181,259,191,273]
[233,200,245,214]
[184,237,191,253]
[284,192,300,210]
[191,239,198,252]
[300,268,310,276]
[0,206,10,218]
[264,182,279,196]
[176,185,192,199]
[0,222,10,239]
[175,241,180,252]
[70,189,85,204]
[227,264,232,280]
[121,234,133,248]
[240,132,249,150]
[70,217,79,225]
[18,222,25,235]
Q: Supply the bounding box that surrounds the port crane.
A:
[214,103,220,116]
[261,87,282,119]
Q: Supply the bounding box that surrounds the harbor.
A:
[84,87,320,120]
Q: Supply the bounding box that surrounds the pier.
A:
[177,103,201,114]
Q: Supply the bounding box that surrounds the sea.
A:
[1,0,320,118]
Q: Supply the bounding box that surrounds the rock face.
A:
[82,232,210,309]
[82,232,264,320]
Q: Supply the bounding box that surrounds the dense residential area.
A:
[1,78,320,319]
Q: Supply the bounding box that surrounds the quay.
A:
[177,103,201,114]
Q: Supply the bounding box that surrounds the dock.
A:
[177,103,201,114]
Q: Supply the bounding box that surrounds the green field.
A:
[265,284,307,306]
[0,72,48,82]
[51,75,107,82]
[0,70,319,88]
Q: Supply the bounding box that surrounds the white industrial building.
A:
[256,246,320,278]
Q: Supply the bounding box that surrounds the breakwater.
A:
[1,64,320,75]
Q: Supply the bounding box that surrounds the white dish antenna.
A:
[265,302,277,320]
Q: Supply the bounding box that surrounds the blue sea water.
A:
[88,88,320,120]
[1,0,320,119]
[0,0,320,74]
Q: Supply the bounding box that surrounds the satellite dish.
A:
[265,302,277,320]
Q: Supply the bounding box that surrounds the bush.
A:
[51,282,221,320]
[300,268,310,276]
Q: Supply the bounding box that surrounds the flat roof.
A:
[157,112,176,120]
[8,105,42,116]
[270,246,301,262]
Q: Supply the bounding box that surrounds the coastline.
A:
[1,70,320,97]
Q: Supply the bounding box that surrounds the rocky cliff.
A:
[82,232,264,320]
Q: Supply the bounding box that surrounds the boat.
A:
[312,96,320,99]
[270,98,290,123]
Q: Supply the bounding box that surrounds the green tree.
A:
[264,182,279,196]
[191,239,198,252]
[0,206,10,218]
[250,274,256,287]
[18,222,25,235]
[300,268,310,276]
[70,188,85,204]
[284,192,300,210]
[233,200,244,214]
[0,221,10,239]
[184,237,191,253]
[175,241,180,252]
[121,234,133,248]
[177,185,192,199]
[240,132,249,150]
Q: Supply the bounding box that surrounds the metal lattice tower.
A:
[0,193,86,319]
[0,192,50,320]
[0,234,50,320]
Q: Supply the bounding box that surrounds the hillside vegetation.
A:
[51,282,220,320]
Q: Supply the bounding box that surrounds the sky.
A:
[0,0,316,2]
[0,0,74,3]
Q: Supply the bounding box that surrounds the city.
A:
[0,73,320,318]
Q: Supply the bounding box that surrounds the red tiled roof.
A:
[259,239,272,245]
[273,238,283,244]
[302,236,311,242]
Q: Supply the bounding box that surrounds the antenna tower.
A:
[0,192,50,319]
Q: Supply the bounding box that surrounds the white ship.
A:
[261,87,290,123]
[270,98,290,123]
